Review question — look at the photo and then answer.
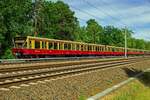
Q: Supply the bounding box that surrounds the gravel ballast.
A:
[0,59,150,100]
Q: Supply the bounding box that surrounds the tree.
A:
[145,41,150,50]
[74,24,87,42]
[128,38,136,48]
[86,19,103,43]
[0,0,32,58]
[101,26,124,47]
[135,39,146,49]
[0,0,79,58]
[0,0,150,59]
[36,1,78,40]
[1,49,14,59]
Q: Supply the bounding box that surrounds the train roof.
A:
[24,36,149,52]
[27,36,105,46]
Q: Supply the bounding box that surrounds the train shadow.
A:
[122,67,150,87]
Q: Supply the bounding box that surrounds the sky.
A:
[61,0,150,41]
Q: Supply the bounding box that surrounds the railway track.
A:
[0,56,115,65]
[0,57,127,71]
[0,56,145,66]
[0,57,129,72]
[0,56,146,71]
[0,57,149,90]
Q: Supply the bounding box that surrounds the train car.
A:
[12,36,148,58]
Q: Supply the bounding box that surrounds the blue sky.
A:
[61,0,150,41]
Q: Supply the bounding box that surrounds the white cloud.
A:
[133,29,150,41]
[64,0,150,40]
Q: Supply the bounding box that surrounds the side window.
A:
[105,47,108,51]
[112,48,115,52]
[96,46,99,51]
[59,43,62,50]
[24,42,27,48]
[99,46,102,51]
[88,45,91,51]
[88,46,90,51]
[81,45,84,51]
[42,41,46,49]
[109,47,112,51]
[29,40,32,48]
[68,44,71,50]
[64,43,68,50]
[99,47,101,51]
[17,43,23,48]
[76,44,79,50]
[91,46,93,51]
[84,45,87,51]
[72,44,75,50]
[101,47,104,51]
[93,46,96,51]
[35,41,40,49]
[49,42,54,50]
[54,43,58,50]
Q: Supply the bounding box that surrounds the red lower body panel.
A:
[12,48,144,57]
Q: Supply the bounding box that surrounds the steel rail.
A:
[0,56,112,64]
[0,60,131,79]
[0,58,129,72]
[0,56,147,65]
[0,56,147,73]
[0,58,148,88]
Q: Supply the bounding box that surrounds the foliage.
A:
[74,25,87,42]
[104,74,150,100]
[0,0,150,58]
[86,19,103,43]
[0,0,32,58]
[35,1,78,40]
[1,49,14,59]
[100,26,124,46]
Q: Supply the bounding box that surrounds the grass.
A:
[102,71,150,100]
[79,95,86,100]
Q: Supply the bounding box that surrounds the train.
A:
[12,36,150,58]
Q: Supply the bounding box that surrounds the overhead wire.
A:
[77,17,87,22]
[98,0,143,32]
[70,5,103,21]
[82,0,128,27]
[67,0,139,32]
[66,0,106,23]
[66,0,129,30]
[65,0,150,41]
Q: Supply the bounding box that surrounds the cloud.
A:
[64,0,150,41]
[133,28,150,41]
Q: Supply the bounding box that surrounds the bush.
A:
[1,48,14,59]
[141,72,150,86]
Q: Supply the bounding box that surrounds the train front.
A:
[12,37,27,58]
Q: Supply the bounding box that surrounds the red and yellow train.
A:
[12,36,150,58]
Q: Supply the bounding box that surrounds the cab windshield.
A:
[13,37,27,48]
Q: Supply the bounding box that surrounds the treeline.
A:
[77,20,150,50]
[0,0,150,58]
